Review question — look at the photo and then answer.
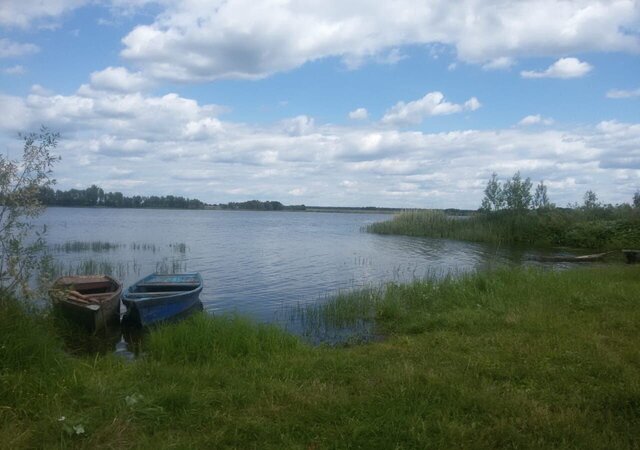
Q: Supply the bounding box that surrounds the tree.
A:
[633,190,640,209]
[0,128,59,297]
[533,180,552,209]
[503,171,532,211]
[86,184,101,206]
[480,172,504,212]
[583,190,599,209]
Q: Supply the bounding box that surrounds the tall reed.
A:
[51,241,122,253]
[367,209,640,249]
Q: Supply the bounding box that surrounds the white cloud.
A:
[0,94,31,131]
[0,0,86,28]
[1,81,639,208]
[118,0,639,82]
[89,66,152,93]
[0,39,39,58]
[606,87,640,99]
[30,84,54,96]
[0,1,636,82]
[376,48,406,65]
[349,108,368,120]
[482,57,515,70]
[518,114,554,126]
[288,187,306,196]
[521,57,593,79]
[464,97,481,111]
[342,48,407,70]
[381,92,480,126]
[340,180,358,189]
[2,65,26,75]
[1,85,225,146]
[280,115,315,136]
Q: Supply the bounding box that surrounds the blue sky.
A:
[1,0,639,208]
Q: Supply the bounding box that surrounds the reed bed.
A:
[51,241,123,253]
[130,242,157,252]
[42,256,188,281]
[155,257,188,274]
[42,258,141,280]
[51,241,190,255]
[367,209,640,249]
[290,289,381,340]
[170,242,188,254]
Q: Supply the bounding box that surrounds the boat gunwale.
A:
[122,273,203,304]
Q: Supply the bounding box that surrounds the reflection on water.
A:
[37,207,598,352]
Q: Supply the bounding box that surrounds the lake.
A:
[37,207,555,344]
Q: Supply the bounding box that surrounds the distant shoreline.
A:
[44,205,403,214]
[43,205,477,215]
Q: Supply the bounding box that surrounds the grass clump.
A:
[367,208,640,249]
[2,266,640,448]
[147,314,302,363]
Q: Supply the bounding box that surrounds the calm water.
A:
[37,207,560,348]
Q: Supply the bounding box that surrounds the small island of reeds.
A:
[367,172,640,249]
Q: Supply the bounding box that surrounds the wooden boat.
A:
[122,273,203,326]
[50,275,122,331]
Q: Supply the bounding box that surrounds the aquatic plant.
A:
[289,288,381,339]
[51,241,123,253]
[170,242,188,254]
[130,242,157,252]
[367,208,640,249]
[155,257,187,274]
[41,258,141,280]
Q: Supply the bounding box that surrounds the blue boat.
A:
[122,273,203,326]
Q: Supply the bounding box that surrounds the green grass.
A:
[367,208,640,249]
[2,266,639,448]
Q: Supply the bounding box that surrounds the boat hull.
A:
[122,273,203,327]
[50,276,122,332]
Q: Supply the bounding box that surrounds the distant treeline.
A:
[212,200,306,211]
[39,185,206,209]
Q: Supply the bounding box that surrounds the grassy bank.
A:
[366,208,640,249]
[2,266,640,448]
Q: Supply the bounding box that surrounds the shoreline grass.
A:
[367,209,640,250]
[2,266,639,448]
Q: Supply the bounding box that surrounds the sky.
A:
[0,0,639,208]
